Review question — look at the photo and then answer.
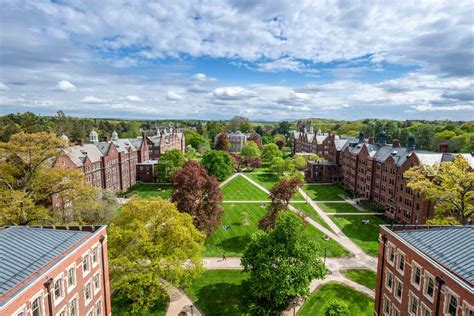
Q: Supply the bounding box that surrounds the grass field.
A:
[290,203,333,232]
[318,202,361,213]
[221,176,269,201]
[246,173,305,201]
[302,185,347,201]
[298,283,374,316]
[123,183,172,199]
[303,220,350,258]
[330,215,389,256]
[342,269,377,290]
[203,203,266,257]
[185,270,252,316]
[111,294,168,315]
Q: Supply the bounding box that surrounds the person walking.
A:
[222,252,227,261]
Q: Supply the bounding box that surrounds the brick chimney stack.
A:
[392,139,400,148]
[368,137,374,144]
[439,142,449,153]
[104,136,109,142]
[77,139,84,146]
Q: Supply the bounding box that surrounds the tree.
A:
[0,132,96,225]
[326,300,349,316]
[228,116,250,132]
[294,154,320,171]
[248,133,263,149]
[185,130,210,152]
[108,198,204,313]
[405,155,473,225]
[171,160,224,235]
[262,143,282,164]
[241,141,261,158]
[242,212,326,311]
[156,149,186,182]
[271,157,295,176]
[207,121,227,141]
[275,121,291,137]
[215,133,230,151]
[275,139,285,150]
[73,189,119,225]
[201,150,233,181]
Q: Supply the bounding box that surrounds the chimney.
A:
[104,136,109,142]
[439,142,449,153]
[392,139,400,148]
[77,139,84,146]
[368,137,374,144]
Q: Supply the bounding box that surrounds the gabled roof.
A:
[63,143,103,167]
[0,226,93,307]
[112,139,136,153]
[395,226,474,286]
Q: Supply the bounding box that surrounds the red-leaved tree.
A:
[247,133,263,149]
[171,160,223,235]
[259,177,303,231]
[275,139,285,150]
[215,133,230,151]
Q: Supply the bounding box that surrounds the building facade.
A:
[147,125,186,160]
[0,225,112,316]
[214,132,262,152]
[374,225,473,316]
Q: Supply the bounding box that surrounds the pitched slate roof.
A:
[63,143,103,166]
[395,226,474,285]
[0,226,91,306]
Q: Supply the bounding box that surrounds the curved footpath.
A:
[167,173,377,315]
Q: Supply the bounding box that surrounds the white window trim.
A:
[55,305,66,316]
[444,286,460,315]
[421,302,432,316]
[91,243,100,268]
[84,280,93,306]
[385,269,394,293]
[12,304,26,316]
[68,294,79,316]
[82,252,91,277]
[29,290,45,316]
[387,242,395,266]
[462,301,474,316]
[408,290,419,316]
[383,294,391,316]
[66,262,77,294]
[86,307,94,316]
[53,273,65,306]
[411,260,422,290]
[93,272,101,295]
[392,305,401,316]
[423,271,436,303]
[395,250,406,276]
[95,300,102,316]
[394,276,403,303]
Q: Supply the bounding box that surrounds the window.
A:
[394,278,403,301]
[412,263,422,288]
[57,307,66,316]
[387,244,395,264]
[392,306,401,316]
[84,282,92,303]
[54,277,63,302]
[93,272,101,293]
[424,274,435,300]
[383,296,391,315]
[421,303,432,316]
[13,305,26,316]
[31,296,42,316]
[87,310,94,316]
[92,246,99,265]
[463,305,473,316]
[409,292,419,315]
[67,266,76,289]
[83,254,90,275]
[446,292,458,316]
[95,301,102,316]
[385,270,393,291]
[69,298,78,316]
[397,252,405,274]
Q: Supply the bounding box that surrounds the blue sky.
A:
[0,0,473,121]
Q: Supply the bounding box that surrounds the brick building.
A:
[0,225,112,316]
[147,125,185,160]
[214,132,262,152]
[374,225,473,316]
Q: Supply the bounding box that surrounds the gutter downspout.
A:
[44,278,54,316]
[100,235,109,316]
[377,235,388,316]
[435,276,446,316]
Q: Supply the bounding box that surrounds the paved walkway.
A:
[220,173,240,188]
[326,212,385,216]
[166,285,202,316]
[223,200,307,203]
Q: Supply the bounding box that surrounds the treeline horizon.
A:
[1,112,473,153]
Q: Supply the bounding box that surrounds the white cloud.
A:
[126,95,143,102]
[56,80,76,92]
[411,104,474,112]
[166,91,182,101]
[0,82,9,92]
[81,96,108,104]
[191,73,216,82]
[212,87,257,100]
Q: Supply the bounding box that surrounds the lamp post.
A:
[292,297,301,316]
[190,305,194,316]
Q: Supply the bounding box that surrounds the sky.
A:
[0,0,473,121]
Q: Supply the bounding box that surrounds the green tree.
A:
[405,155,473,224]
[262,143,282,164]
[201,150,233,181]
[271,157,295,176]
[108,198,205,313]
[242,212,326,310]
[326,300,349,316]
[229,116,250,132]
[156,149,185,182]
[241,141,261,158]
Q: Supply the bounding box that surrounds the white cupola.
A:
[60,133,69,145]
[89,129,98,143]
[111,130,118,141]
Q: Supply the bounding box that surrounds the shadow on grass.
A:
[219,235,252,253]
[194,282,253,315]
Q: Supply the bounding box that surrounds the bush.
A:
[326,299,349,316]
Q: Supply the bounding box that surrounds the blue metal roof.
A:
[0,226,91,305]
[395,226,474,285]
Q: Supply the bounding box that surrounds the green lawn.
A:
[291,203,333,232]
[185,270,252,316]
[246,173,305,201]
[303,220,350,258]
[330,215,388,256]
[342,269,377,290]
[298,283,374,316]
[221,176,269,201]
[302,185,347,201]
[123,183,172,199]
[111,294,168,315]
[318,202,361,213]
[204,203,267,257]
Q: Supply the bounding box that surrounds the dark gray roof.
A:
[395,226,474,285]
[0,227,91,305]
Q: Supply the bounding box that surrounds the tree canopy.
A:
[271,157,295,176]
[214,133,230,151]
[262,143,282,164]
[155,149,185,182]
[242,212,326,311]
[405,155,473,225]
[108,198,205,313]
[241,141,261,158]
[201,150,233,181]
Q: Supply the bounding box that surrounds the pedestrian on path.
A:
[222,252,227,261]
